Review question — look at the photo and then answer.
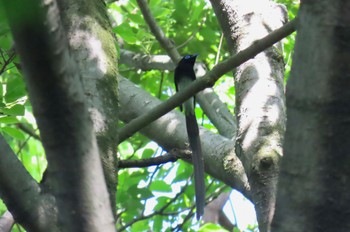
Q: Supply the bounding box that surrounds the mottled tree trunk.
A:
[1,0,119,231]
[210,0,287,230]
[57,0,119,216]
[272,1,350,231]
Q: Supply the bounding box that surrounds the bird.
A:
[174,54,205,220]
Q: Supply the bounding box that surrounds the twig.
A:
[136,0,180,62]
[0,49,16,75]
[118,184,189,231]
[16,123,41,141]
[118,149,190,168]
[215,33,224,65]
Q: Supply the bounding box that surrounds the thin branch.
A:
[215,33,224,65]
[118,149,190,169]
[157,71,165,99]
[0,49,15,75]
[118,184,189,231]
[136,0,180,62]
[119,49,174,71]
[172,183,230,231]
[16,123,41,140]
[119,19,297,142]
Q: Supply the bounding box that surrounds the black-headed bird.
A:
[174,54,205,220]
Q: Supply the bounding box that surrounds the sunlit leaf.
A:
[0,116,19,124]
[1,104,24,116]
[142,148,154,158]
[119,140,135,157]
[199,223,229,232]
[150,180,172,192]
[4,74,26,103]
[1,126,26,140]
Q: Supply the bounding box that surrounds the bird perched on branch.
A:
[174,54,205,220]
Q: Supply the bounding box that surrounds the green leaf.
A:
[0,116,19,124]
[138,187,154,200]
[127,11,144,25]
[1,104,24,116]
[130,220,148,231]
[150,180,172,192]
[1,126,26,140]
[153,196,171,211]
[153,215,163,232]
[127,184,153,200]
[0,34,12,50]
[113,23,138,44]
[190,1,205,24]
[4,75,26,103]
[152,7,172,19]
[173,160,191,182]
[141,148,154,159]
[199,223,229,232]
[119,140,134,157]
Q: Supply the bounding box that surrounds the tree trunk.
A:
[272,1,350,231]
[210,0,287,230]
[1,0,118,231]
[57,0,119,216]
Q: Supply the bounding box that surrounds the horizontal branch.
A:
[119,49,174,71]
[118,149,190,169]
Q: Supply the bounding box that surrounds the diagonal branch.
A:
[0,135,55,231]
[119,19,297,142]
[135,0,237,138]
[120,49,174,71]
[136,0,180,62]
[119,76,250,199]
[120,49,237,138]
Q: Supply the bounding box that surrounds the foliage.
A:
[0,0,299,231]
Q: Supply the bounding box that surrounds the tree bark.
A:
[2,0,116,231]
[0,135,57,231]
[272,1,350,231]
[0,211,14,232]
[57,0,119,216]
[210,0,287,230]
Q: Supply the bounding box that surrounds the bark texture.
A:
[57,0,119,215]
[272,1,350,231]
[2,0,116,231]
[0,135,57,231]
[210,0,287,230]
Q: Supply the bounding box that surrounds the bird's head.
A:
[178,54,198,67]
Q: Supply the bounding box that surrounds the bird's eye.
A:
[184,55,191,59]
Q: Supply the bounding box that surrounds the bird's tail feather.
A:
[185,108,205,220]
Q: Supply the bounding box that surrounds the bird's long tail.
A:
[184,99,205,220]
